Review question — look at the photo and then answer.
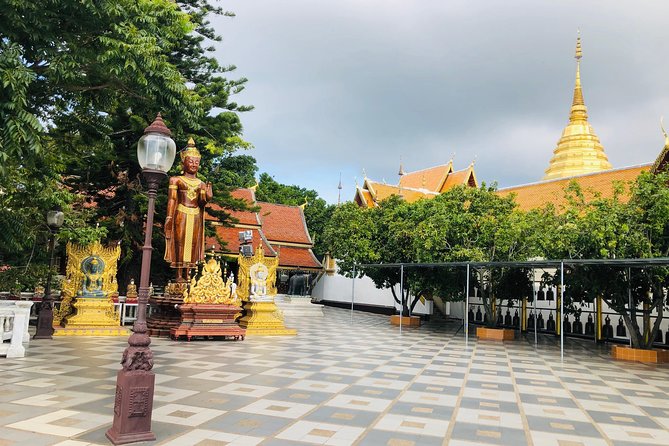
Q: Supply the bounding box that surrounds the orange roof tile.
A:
[367,181,437,204]
[400,164,452,192]
[441,167,477,192]
[207,188,260,226]
[257,202,312,245]
[206,226,276,256]
[274,245,322,269]
[356,188,375,208]
[496,164,650,211]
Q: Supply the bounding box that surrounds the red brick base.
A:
[476,327,515,341]
[611,345,669,363]
[390,315,421,327]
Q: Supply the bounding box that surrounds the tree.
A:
[0,1,253,290]
[256,173,335,258]
[414,185,536,326]
[541,172,669,349]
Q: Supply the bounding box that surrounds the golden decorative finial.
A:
[571,32,585,110]
[398,157,406,176]
[362,168,367,179]
[662,116,669,146]
[180,138,201,161]
[449,152,455,164]
[299,198,308,210]
[249,178,259,191]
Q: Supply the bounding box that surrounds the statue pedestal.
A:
[171,304,245,341]
[54,298,129,336]
[238,299,297,336]
[147,283,186,337]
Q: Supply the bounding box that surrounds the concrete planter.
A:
[476,326,515,341]
[611,345,669,363]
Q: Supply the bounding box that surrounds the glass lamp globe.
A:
[137,113,176,173]
[46,209,65,230]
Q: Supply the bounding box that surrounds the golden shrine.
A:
[543,34,613,180]
[53,241,129,336]
[237,245,296,335]
[171,256,245,341]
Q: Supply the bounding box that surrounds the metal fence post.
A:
[560,261,564,362]
[351,263,356,324]
[465,263,470,346]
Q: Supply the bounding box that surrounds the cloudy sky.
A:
[212,0,669,203]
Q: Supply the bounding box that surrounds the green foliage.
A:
[0,0,253,288]
[256,173,335,257]
[0,264,52,294]
[537,171,669,348]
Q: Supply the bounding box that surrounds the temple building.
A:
[354,35,665,212]
[354,161,478,208]
[206,188,321,288]
[496,35,655,210]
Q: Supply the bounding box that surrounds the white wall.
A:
[311,272,436,316]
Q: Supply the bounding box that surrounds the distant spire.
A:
[362,168,367,179]
[337,172,342,206]
[662,117,669,147]
[398,157,405,199]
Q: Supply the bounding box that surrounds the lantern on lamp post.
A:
[34,207,65,339]
[106,113,176,445]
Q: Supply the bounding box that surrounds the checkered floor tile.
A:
[1,306,669,445]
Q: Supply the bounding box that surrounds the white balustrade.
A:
[0,301,33,358]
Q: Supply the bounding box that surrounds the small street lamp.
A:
[106,113,176,445]
[34,207,65,339]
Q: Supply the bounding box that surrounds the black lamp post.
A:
[34,207,65,339]
[107,113,176,445]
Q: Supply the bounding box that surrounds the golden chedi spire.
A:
[543,33,612,180]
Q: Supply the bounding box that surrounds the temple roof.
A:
[651,121,669,173]
[355,163,477,208]
[497,164,650,211]
[543,35,612,180]
[257,202,312,245]
[399,163,452,192]
[207,188,320,269]
[272,245,322,270]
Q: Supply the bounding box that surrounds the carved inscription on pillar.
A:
[129,387,150,418]
[113,386,123,416]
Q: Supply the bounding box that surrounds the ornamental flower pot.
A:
[476,326,515,341]
[611,345,669,363]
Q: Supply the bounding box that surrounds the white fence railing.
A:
[0,301,34,358]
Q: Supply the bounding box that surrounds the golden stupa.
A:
[543,34,612,180]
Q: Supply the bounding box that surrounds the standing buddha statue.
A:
[164,139,213,282]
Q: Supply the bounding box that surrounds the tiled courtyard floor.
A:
[2,306,669,446]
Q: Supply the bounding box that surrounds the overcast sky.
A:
[212,0,669,203]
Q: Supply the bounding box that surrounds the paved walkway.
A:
[1,307,669,445]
